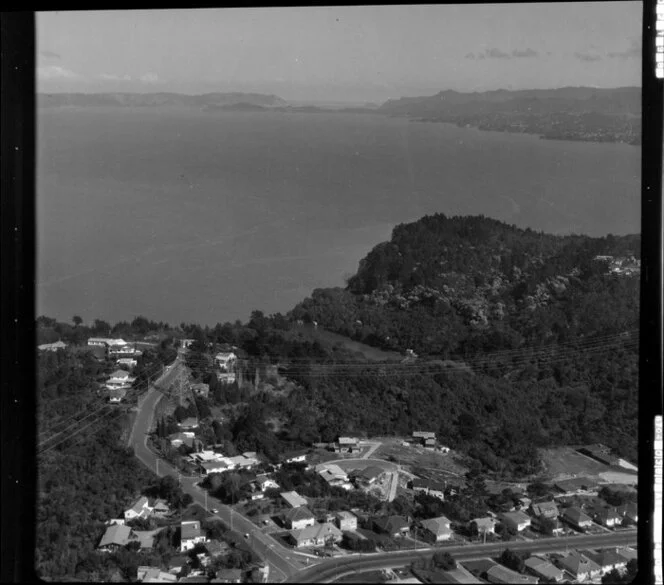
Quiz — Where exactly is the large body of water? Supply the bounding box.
[37,107,640,326]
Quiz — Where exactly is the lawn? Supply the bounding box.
[373,439,468,478]
[540,447,612,481]
[286,324,404,362]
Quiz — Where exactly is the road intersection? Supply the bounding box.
[128,354,637,583]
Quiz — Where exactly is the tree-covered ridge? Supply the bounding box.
[291,214,640,357]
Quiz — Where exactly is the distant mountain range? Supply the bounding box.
[379,86,640,116]
[38,87,641,144]
[37,92,289,108]
[379,87,640,145]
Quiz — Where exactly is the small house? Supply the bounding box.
[561,507,594,531]
[280,491,308,508]
[486,564,539,585]
[335,511,357,531]
[373,515,410,538]
[180,520,207,552]
[524,556,564,582]
[555,552,601,581]
[499,511,531,532]
[124,496,153,521]
[283,506,316,530]
[288,522,342,548]
[418,516,452,543]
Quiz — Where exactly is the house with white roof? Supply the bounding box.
[214,352,237,371]
[124,496,153,520]
[334,511,358,531]
[469,517,497,535]
[288,522,343,548]
[418,516,452,543]
[106,369,135,390]
[38,340,67,352]
[317,463,348,486]
[98,524,139,552]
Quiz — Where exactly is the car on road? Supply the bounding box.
[244,533,249,539]
[211,508,218,514]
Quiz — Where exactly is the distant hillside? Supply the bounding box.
[379,87,641,144]
[37,92,289,109]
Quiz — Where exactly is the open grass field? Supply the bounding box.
[286,325,404,362]
[373,438,468,478]
[540,447,614,481]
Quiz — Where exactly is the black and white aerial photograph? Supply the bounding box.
[34,4,643,583]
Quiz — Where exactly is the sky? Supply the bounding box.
[37,4,642,103]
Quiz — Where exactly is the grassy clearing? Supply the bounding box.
[540,447,613,481]
[373,439,468,478]
[287,325,404,362]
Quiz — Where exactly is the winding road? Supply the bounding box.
[129,351,637,583]
[128,351,314,582]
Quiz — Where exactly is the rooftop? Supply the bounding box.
[486,564,539,584]
[280,491,308,508]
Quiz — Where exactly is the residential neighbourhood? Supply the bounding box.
[37,331,639,584]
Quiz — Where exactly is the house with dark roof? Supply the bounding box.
[411,478,445,500]
[578,444,620,466]
[109,387,128,403]
[553,477,598,496]
[486,564,539,584]
[585,549,628,575]
[498,510,531,532]
[167,555,189,574]
[591,506,622,528]
[373,515,410,537]
[180,520,207,551]
[354,466,385,486]
[524,556,564,582]
[616,502,638,525]
[283,506,316,530]
[529,501,559,519]
[615,547,637,562]
[554,551,601,581]
[561,507,594,531]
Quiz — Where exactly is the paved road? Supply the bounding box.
[129,354,636,583]
[128,353,310,582]
[290,530,637,583]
